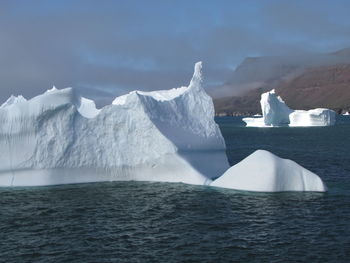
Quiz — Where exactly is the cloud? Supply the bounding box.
[0,0,349,103]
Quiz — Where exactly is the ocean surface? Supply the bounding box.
[1,116,349,262]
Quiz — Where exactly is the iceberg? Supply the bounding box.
[0,63,327,192]
[343,111,350,116]
[0,62,229,186]
[243,89,292,127]
[242,117,266,127]
[289,109,336,127]
[243,89,336,127]
[260,89,293,126]
[211,150,327,192]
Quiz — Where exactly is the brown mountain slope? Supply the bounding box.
[214,64,350,115]
[210,48,350,100]
[276,64,350,111]
[213,88,263,115]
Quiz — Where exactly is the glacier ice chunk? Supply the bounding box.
[0,62,229,187]
[211,150,327,192]
[243,89,336,127]
[289,108,336,127]
[242,117,266,127]
[260,89,293,126]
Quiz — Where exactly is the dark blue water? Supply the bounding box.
[1,117,349,262]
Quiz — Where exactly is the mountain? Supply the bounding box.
[277,64,350,111]
[208,56,304,98]
[213,88,263,115]
[213,48,350,115]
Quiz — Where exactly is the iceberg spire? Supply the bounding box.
[189,61,203,90]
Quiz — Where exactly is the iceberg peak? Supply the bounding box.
[46,86,58,93]
[0,94,27,109]
[112,61,204,105]
[189,61,203,90]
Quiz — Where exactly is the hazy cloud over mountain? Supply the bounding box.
[0,0,350,104]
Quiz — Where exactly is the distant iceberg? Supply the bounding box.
[211,150,327,192]
[343,111,350,116]
[289,108,336,127]
[243,89,336,127]
[0,62,229,186]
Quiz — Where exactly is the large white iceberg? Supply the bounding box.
[211,150,327,192]
[0,63,328,192]
[243,89,336,127]
[0,62,229,186]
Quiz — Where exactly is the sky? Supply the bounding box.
[1,0,350,104]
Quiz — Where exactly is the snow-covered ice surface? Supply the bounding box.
[0,95,27,108]
[243,89,336,127]
[0,62,229,186]
[211,150,327,192]
[242,117,266,127]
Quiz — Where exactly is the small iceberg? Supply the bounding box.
[243,89,336,127]
[289,109,336,127]
[343,111,350,116]
[211,150,327,192]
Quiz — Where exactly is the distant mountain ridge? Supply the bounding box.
[213,48,350,115]
[277,64,350,111]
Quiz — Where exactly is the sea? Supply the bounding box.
[1,116,349,262]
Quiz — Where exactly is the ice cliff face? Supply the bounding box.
[0,62,229,186]
[211,150,327,192]
[243,89,336,127]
